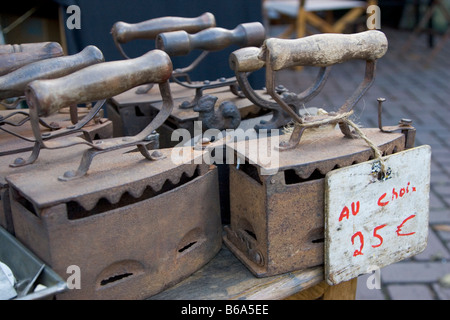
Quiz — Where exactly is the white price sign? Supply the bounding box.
[324,145,431,285]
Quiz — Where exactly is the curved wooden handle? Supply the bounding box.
[156,22,266,56]
[260,30,388,70]
[0,42,63,76]
[229,46,264,72]
[111,12,216,43]
[0,42,62,54]
[0,46,104,100]
[26,49,173,117]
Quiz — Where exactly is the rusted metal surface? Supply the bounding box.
[0,109,113,235]
[194,95,241,130]
[0,143,93,235]
[224,128,413,277]
[0,42,64,76]
[6,146,222,299]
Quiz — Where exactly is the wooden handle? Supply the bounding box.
[111,12,216,43]
[229,46,264,72]
[0,42,63,76]
[0,46,104,100]
[260,30,388,70]
[0,42,62,54]
[156,22,265,56]
[26,49,173,117]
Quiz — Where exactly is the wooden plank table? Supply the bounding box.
[149,244,357,300]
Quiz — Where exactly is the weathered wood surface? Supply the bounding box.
[149,245,324,300]
[325,145,431,285]
[260,30,388,70]
[26,49,172,117]
[0,42,63,76]
[0,46,104,100]
[112,12,216,44]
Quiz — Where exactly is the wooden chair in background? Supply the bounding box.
[263,0,378,39]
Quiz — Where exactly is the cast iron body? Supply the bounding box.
[6,148,222,299]
[224,128,415,277]
[224,30,416,277]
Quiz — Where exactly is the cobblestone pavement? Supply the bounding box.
[276,27,450,300]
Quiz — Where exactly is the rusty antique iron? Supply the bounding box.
[224,128,414,277]
[6,146,222,299]
[4,47,222,299]
[223,30,418,277]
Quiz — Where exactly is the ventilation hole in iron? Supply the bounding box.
[312,238,325,244]
[178,241,198,253]
[100,273,133,286]
[284,168,325,185]
[14,191,37,216]
[134,106,145,117]
[67,166,201,220]
[245,229,257,241]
